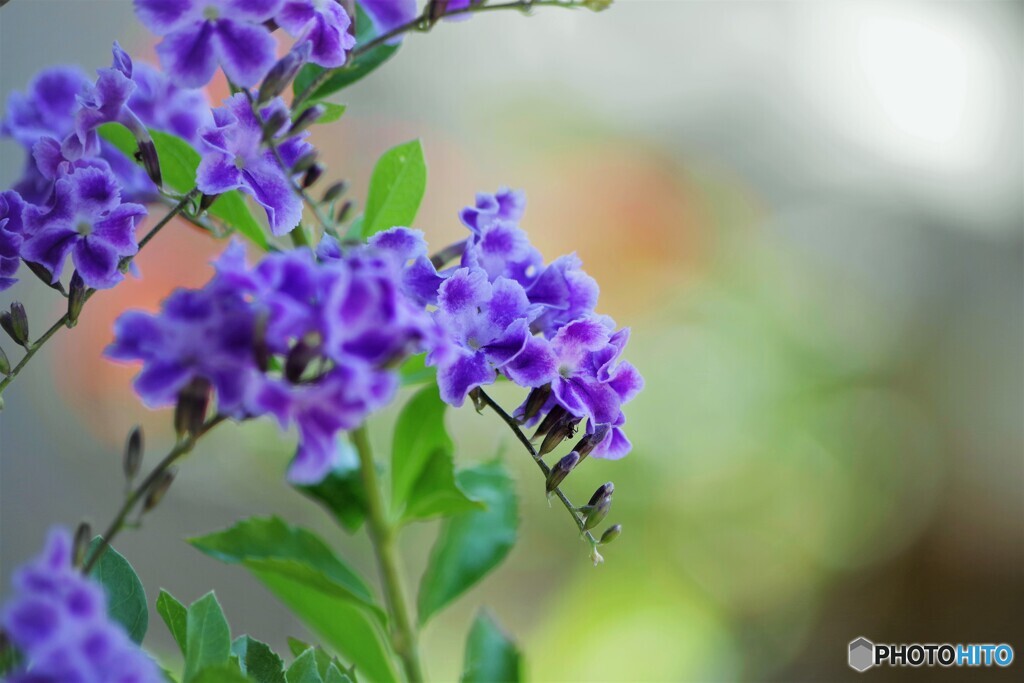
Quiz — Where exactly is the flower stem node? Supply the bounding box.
[123,425,144,481]
[546,451,579,494]
[174,377,212,439]
[468,386,487,413]
[143,468,176,513]
[599,523,621,545]
[1,303,30,348]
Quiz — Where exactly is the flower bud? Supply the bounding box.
[322,181,348,204]
[302,162,324,189]
[532,405,567,442]
[335,200,353,223]
[519,384,551,424]
[599,523,622,545]
[428,0,450,24]
[539,412,579,457]
[143,468,177,512]
[67,271,87,328]
[290,150,319,175]
[137,137,162,188]
[262,109,291,141]
[123,425,144,481]
[546,451,579,494]
[587,481,614,508]
[289,104,325,137]
[1,303,30,348]
[0,344,10,376]
[573,423,610,462]
[583,493,611,531]
[73,521,92,567]
[199,193,219,213]
[174,377,211,438]
[467,387,487,413]
[258,42,311,104]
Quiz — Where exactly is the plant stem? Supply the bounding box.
[0,192,197,399]
[352,425,426,683]
[293,0,584,110]
[475,388,601,551]
[82,414,227,574]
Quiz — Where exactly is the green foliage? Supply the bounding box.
[97,122,268,249]
[398,353,436,386]
[293,4,400,101]
[391,385,481,523]
[190,518,398,682]
[85,538,148,644]
[286,649,324,683]
[190,664,251,683]
[297,460,368,533]
[361,140,427,238]
[418,462,518,624]
[285,640,354,682]
[157,589,189,654]
[317,103,347,124]
[233,635,286,683]
[183,592,232,683]
[461,610,522,683]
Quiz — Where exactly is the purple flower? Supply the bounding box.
[21,165,146,289]
[360,0,417,41]
[1,67,88,149]
[277,0,357,68]
[1,527,162,683]
[106,285,255,412]
[525,253,599,338]
[134,0,283,87]
[197,93,311,235]
[63,43,143,162]
[0,191,27,291]
[367,227,446,305]
[128,62,214,146]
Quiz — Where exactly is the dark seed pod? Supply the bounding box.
[573,423,610,462]
[290,151,319,175]
[123,425,144,481]
[73,521,92,567]
[546,451,579,494]
[335,200,353,223]
[174,377,211,438]
[0,344,10,376]
[599,524,622,545]
[583,493,612,531]
[539,412,580,457]
[1,303,29,347]
[520,384,551,424]
[289,104,325,137]
[137,137,162,188]
[143,468,177,512]
[531,405,567,442]
[321,181,348,204]
[67,271,87,327]
[587,481,614,508]
[302,162,324,189]
[258,43,310,104]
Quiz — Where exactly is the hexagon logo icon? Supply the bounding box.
[849,637,875,672]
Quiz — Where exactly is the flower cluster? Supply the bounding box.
[1,528,162,683]
[134,0,357,88]
[381,188,644,460]
[107,240,437,484]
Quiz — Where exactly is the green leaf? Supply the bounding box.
[98,121,137,159]
[157,589,189,654]
[233,635,286,683]
[150,129,201,192]
[190,664,251,683]
[285,638,339,679]
[184,592,232,683]
[293,4,399,100]
[361,140,426,238]
[296,454,367,533]
[391,385,481,523]
[316,102,347,124]
[325,663,354,683]
[286,650,324,683]
[86,538,148,644]
[191,518,399,683]
[189,517,378,614]
[461,609,522,683]
[208,191,269,250]
[418,462,518,624]
[398,353,436,386]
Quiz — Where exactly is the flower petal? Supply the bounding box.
[211,18,277,87]
[157,22,218,88]
[437,350,493,406]
[72,237,122,289]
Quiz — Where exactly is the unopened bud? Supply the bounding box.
[583,493,611,531]
[289,104,325,137]
[599,523,622,545]
[258,43,311,104]
[0,344,9,376]
[335,199,353,223]
[23,260,63,294]
[67,271,87,327]
[123,425,143,481]
[468,387,486,413]
[322,181,348,204]
[532,405,567,442]
[573,423,610,462]
[1,303,29,347]
[290,151,319,175]
[262,109,290,141]
[144,468,176,512]
[539,412,579,457]
[302,162,324,189]
[519,384,551,424]
[137,137,162,188]
[546,451,579,494]
[587,481,614,508]
[73,521,92,567]
[199,193,219,212]
[428,0,450,24]
[174,377,211,438]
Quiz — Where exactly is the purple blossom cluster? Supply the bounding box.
[1,528,162,683]
[379,188,644,460]
[107,240,438,484]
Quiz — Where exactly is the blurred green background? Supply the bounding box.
[1,1,1021,681]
